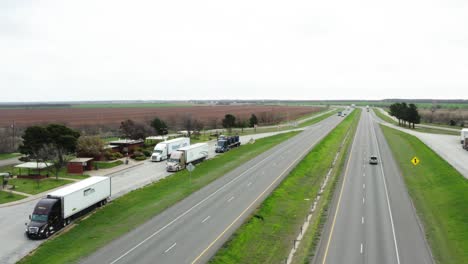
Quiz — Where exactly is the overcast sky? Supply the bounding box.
[1,0,467,102]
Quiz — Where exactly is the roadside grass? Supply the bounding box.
[7,178,72,195]
[298,110,338,128]
[210,110,359,264]
[18,131,299,264]
[0,153,21,160]
[0,165,89,181]
[293,111,359,263]
[94,160,123,169]
[373,108,459,135]
[0,190,26,204]
[190,110,337,144]
[381,125,468,264]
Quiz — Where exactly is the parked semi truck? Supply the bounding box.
[151,137,190,162]
[25,176,111,239]
[215,135,240,153]
[166,143,209,172]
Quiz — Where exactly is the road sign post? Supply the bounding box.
[187,163,195,185]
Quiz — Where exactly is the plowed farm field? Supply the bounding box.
[0,105,322,128]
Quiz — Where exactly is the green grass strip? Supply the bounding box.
[7,178,72,195]
[210,110,359,264]
[293,110,360,263]
[19,131,299,264]
[381,125,468,264]
[374,108,459,135]
[0,190,26,204]
[0,153,21,160]
[94,160,123,169]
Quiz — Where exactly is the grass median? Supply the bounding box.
[19,131,299,264]
[7,178,72,195]
[210,110,359,264]
[373,108,459,136]
[381,125,468,264]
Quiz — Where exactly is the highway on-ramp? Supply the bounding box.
[313,110,433,264]
[80,113,348,264]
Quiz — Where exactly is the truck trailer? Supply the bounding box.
[461,128,468,145]
[25,176,111,239]
[215,135,240,153]
[166,143,209,172]
[151,137,190,162]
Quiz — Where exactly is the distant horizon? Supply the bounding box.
[1,98,468,105]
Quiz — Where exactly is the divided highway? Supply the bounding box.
[81,113,348,264]
[313,110,433,264]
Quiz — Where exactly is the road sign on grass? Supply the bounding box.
[411,156,420,166]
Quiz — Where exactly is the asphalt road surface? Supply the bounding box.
[313,110,433,264]
[80,113,348,264]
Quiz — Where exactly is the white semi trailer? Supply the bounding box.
[151,137,190,162]
[25,176,111,239]
[166,143,209,172]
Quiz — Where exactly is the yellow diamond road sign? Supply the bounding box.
[411,157,420,166]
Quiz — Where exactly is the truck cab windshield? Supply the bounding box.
[217,140,226,147]
[31,214,48,222]
[153,150,163,154]
[168,158,179,163]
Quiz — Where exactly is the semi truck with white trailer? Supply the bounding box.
[215,135,240,153]
[461,128,468,145]
[25,176,111,239]
[166,143,209,172]
[151,137,190,162]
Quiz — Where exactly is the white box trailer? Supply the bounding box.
[151,137,190,162]
[461,128,468,144]
[166,143,209,172]
[26,176,111,239]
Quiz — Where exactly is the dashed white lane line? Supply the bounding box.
[247,182,252,187]
[164,243,177,253]
[363,197,365,204]
[227,196,235,203]
[362,216,364,224]
[363,173,365,177]
[201,216,211,223]
[360,243,363,254]
[363,183,366,189]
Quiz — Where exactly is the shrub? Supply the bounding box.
[142,150,151,157]
[134,155,147,161]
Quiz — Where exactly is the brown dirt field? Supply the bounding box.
[0,105,322,129]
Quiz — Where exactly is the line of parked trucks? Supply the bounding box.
[26,135,241,239]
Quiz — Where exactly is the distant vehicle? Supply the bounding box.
[151,137,190,162]
[366,105,370,112]
[337,112,342,116]
[215,135,240,153]
[351,104,356,108]
[461,128,468,145]
[166,143,209,172]
[25,176,111,239]
[369,156,378,165]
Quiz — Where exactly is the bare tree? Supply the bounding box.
[182,114,195,137]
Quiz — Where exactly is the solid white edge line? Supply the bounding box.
[370,114,401,264]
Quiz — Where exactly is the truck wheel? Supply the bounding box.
[45,230,50,238]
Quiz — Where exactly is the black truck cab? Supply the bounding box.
[25,198,62,239]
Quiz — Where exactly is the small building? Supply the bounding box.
[15,162,53,179]
[108,139,144,154]
[67,158,94,174]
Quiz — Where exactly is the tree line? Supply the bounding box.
[389,102,421,128]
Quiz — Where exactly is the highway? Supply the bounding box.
[80,113,348,264]
[313,110,433,264]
